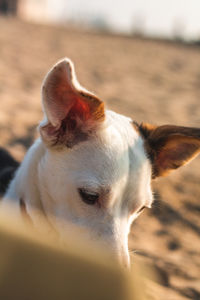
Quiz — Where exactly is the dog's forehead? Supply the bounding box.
[63,111,149,188]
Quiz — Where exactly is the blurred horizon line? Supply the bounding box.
[1,0,200,42]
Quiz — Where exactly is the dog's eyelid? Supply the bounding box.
[78,188,99,205]
[78,186,100,195]
[76,180,101,192]
[77,181,110,194]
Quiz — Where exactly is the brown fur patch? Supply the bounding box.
[132,121,156,171]
[79,92,105,122]
[136,123,200,178]
[131,121,140,134]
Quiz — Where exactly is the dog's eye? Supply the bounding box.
[78,188,99,205]
[137,206,146,214]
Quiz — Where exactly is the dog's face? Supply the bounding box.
[39,109,152,266]
[38,59,200,267]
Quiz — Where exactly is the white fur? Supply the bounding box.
[3,59,153,267]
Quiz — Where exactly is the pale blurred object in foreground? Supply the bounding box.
[0,204,149,300]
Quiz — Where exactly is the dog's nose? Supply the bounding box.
[105,242,130,268]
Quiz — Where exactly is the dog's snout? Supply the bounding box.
[118,242,130,268]
[106,245,130,268]
[95,219,131,268]
[119,252,130,268]
[106,237,130,268]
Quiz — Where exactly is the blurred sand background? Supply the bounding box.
[0,17,200,299]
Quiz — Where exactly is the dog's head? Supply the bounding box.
[38,59,200,267]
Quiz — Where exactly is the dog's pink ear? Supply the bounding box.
[139,123,200,178]
[40,58,105,147]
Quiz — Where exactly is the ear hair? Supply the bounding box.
[40,58,105,148]
[137,122,200,178]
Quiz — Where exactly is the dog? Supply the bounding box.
[3,58,200,267]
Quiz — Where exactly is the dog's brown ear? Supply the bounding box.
[40,58,105,147]
[139,123,200,178]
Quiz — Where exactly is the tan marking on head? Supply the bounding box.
[132,121,139,133]
[137,123,200,178]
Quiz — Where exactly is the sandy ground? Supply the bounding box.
[0,17,200,299]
